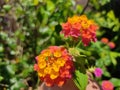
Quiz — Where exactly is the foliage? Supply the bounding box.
[73,70,88,90]
[0,0,120,90]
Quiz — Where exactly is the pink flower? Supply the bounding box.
[94,68,103,77]
[108,42,116,49]
[102,80,114,90]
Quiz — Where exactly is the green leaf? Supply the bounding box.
[103,71,111,77]
[0,45,4,52]
[113,19,120,32]
[110,78,120,87]
[91,0,100,9]
[10,78,17,84]
[76,5,83,14]
[107,10,115,21]
[3,5,11,11]
[33,0,39,6]
[10,80,26,90]
[96,59,104,67]
[46,0,55,12]
[0,76,4,81]
[99,0,110,5]
[73,70,88,90]
[74,56,86,73]
[110,52,120,66]
[6,65,15,75]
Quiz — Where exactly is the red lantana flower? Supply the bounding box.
[61,15,98,46]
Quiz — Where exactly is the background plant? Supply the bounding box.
[0,0,120,90]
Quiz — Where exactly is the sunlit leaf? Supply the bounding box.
[0,76,4,81]
[110,78,120,87]
[73,70,88,90]
[3,5,11,11]
[46,0,55,12]
[110,52,120,66]
[33,0,39,6]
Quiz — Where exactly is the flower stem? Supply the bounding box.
[76,40,82,47]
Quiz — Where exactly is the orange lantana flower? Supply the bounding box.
[34,46,74,87]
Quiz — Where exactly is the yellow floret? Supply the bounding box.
[38,61,46,69]
[44,66,52,74]
[38,69,45,77]
[50,71,59,79]
[68,15,80,24]
[52,63,60,72]
[56,58,66,67]
[79,15,88,21]
[42,50,51,57]
[53,51,62,57]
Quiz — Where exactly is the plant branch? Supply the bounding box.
[80,0,90,15]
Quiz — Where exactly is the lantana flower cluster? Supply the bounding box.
[61,15,99,46]
[34,46,74,87]
[33,15,112,89]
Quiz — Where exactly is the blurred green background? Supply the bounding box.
[0,0,120,90]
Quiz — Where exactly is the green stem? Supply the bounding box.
[76,40,82,47]
[36,76,40,88]
[65,41,69,48]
